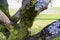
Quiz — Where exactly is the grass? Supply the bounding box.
[31,7,60,40]
[31,7,60,35]
[31,14,60,35]
[30,14,60,40]
[48,7,60,10]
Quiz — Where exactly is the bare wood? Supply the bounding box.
[0,10,13,26]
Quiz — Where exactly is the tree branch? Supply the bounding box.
[0,10,15,38]
[9,0,51,40]
[31,20,60,40]
[0,10,13,26]
[11,0,31,23]
[0,0,10,18]
[12,0,51,23]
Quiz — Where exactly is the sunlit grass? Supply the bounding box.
[31,14,60,40]
[31,7,60,35]
[36,14,60,19]
[48,7,60,10]
[31,20,55,35]
[31,13,60,35]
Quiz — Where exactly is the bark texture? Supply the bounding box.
[0,0,51,40]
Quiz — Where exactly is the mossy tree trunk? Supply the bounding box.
[0,0,51,40]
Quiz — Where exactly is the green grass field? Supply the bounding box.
[30,7,60,40]
[31,14,60,35]
[31,14,60,40]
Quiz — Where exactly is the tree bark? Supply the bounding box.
[0,0,51,40]
[0,10,13,26]
[17,0,51,40]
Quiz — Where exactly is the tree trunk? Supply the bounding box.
[0,0,51,40]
